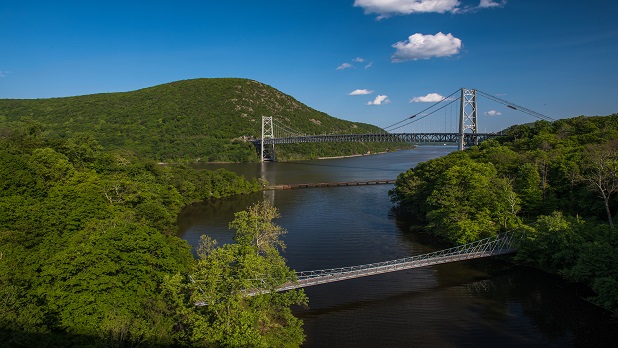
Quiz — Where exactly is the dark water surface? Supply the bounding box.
[178,147,618,347]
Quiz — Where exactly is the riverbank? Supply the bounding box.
[317,151,387,160]
[316,147,417,160]
[158,154,382,165]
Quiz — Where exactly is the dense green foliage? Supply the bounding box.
[390,114,618,313]
[0,78,406,162]
[0,121,312,346]
[173,201,307,347]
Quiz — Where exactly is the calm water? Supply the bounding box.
[178,147,618,347]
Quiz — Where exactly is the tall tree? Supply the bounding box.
[185,201,307,347]
[230,200,287,254]
[579,140,618,229]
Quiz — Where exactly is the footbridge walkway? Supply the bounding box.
[249,230,520,295]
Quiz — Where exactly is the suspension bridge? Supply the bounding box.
[253,88,554,161]
[245,230,520,296]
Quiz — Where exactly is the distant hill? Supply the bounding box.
[0,78,400,162]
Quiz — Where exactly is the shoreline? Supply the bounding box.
[317,151,388,160]
[160,148,416,165]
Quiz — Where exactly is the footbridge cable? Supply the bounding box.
[240,230,522,297]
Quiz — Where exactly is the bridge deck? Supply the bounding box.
[253,132,500,146]
[277,249,511,292]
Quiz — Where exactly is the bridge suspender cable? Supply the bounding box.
[273,120,306,137]
[386,97,461,132]
[383,89,461,132]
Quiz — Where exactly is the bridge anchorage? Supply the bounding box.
[252,88,554,162]
[245,230,521,296]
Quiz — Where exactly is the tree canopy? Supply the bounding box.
[179,201,307,347]
[0,121,313,347]
[390,114,618,314]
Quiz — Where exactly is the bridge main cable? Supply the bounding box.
[384,89,461,132]
[475,89,555,122]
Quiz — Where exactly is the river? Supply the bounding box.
[178,147,618,347]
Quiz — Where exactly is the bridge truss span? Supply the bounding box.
[274,231,519,292]
[256,132,500,146]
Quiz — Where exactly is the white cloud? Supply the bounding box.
[354,0,461,18]
[479,0,506,8]
[367,95,391,105]
[349,89,374,95]
[0,71,6,78]
[336,63,353,70]
[337,59,373,70]
[485,110,502,116]
[354,0,505,18]
[410,93,446,102]
[392,32,462,62]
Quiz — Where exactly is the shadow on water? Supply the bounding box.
[177,193,263,233]
[295,270,497,318]
[177,192,264,253]
[296,262,618,348]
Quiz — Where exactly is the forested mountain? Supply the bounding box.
[390,114,618,314]
[0,78,400,162]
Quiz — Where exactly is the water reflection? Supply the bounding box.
[194,146,458,186]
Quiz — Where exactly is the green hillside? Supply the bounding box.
[0,78,402,162]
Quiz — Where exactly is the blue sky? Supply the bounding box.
[1,0,617,132]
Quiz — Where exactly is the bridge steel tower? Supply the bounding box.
[458,88,479,151]
[261,116,275,162]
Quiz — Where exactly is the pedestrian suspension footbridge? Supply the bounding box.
[253,88,554,161]
[248,230,520,295]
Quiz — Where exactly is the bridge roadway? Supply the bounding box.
[248,231,518,295]
[252,132,500,146]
